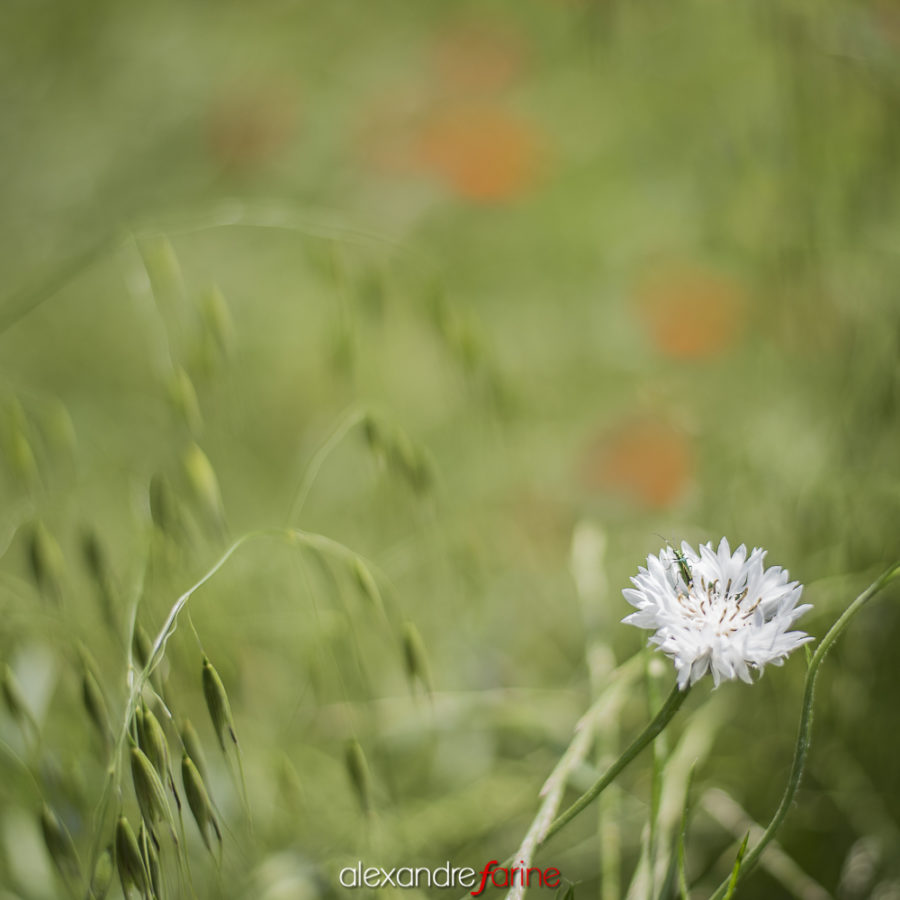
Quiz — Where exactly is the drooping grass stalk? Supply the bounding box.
[0,736,45,799]
[708,560,900,899]
[130,200,432,259]
[89,524,389,876]
[0,236,114,333]
[285,405,368,525]
[541,680,691,846]
[0,201,437,336]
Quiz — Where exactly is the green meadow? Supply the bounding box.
[2,1,900,898]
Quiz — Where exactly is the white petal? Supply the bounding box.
[621,538,811,688]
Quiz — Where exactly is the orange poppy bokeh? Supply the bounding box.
[634,264,746,361]
[414,105,544,203]
[582,417,694,508]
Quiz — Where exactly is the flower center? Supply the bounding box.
[675,575,761,636]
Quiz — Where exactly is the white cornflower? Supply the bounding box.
[623,538,813,690]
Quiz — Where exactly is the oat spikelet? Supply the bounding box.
[345,738,372,814]
[183,442,226,535]
[39,803,81,883]
[137,703,167,773]
[132,624,167,699]
[352,558,385,615]
[167,366,202,434]
[202,656,237,752]
[132,625,153,671]
[26,520,65,604]
[388,429,419,487]
[89,845,113,899]
[149,473,178,536]
[82,666,112,748]
[361,411,384,457]
[138,822,162,899]
[387,427,435,494]
[401,621,433,696]
[138,702,181,811]
[180,718,208,781]
[1,663,34,731]
[80,527,117,630]
[182,753,222,853]
[3,399,40,488]
[130,744,173,839]
[115,816,148,897]
[202,285,235,358]
[142,236,185,317]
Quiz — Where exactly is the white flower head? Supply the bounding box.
[623,538,813,690]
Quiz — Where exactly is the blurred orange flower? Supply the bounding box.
[582,417,693,508]
[634,264,746,360]
[414,105,544,203]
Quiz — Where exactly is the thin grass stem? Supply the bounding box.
[285,406,368,525]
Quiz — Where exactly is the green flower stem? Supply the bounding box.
[541,681,691,846]
[710,560,900,900]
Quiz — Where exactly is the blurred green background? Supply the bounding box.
[2,0,900,897]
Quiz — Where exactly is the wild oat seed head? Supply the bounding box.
[132,625,152,670]
[183,442,226,532]
[79,528,106,585]
[138,822,162,898]
[623,538,813,689]
[130,745,171,828]
[345,738,372,814]
[1,663,29,725]
[202,285,235,357]
[26,520,65,603]
[90,846,113,899]
[401,621,433,695]
[39,803,80,881]
[352,558,384,614]
[138,702,169,775]
[182,753,221,852]
[202,656,236,751]
[82,667,112,746]
[167,366,203,434]
[149,473,176,535]
[180,718,208,780]
[115,816,147,896]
